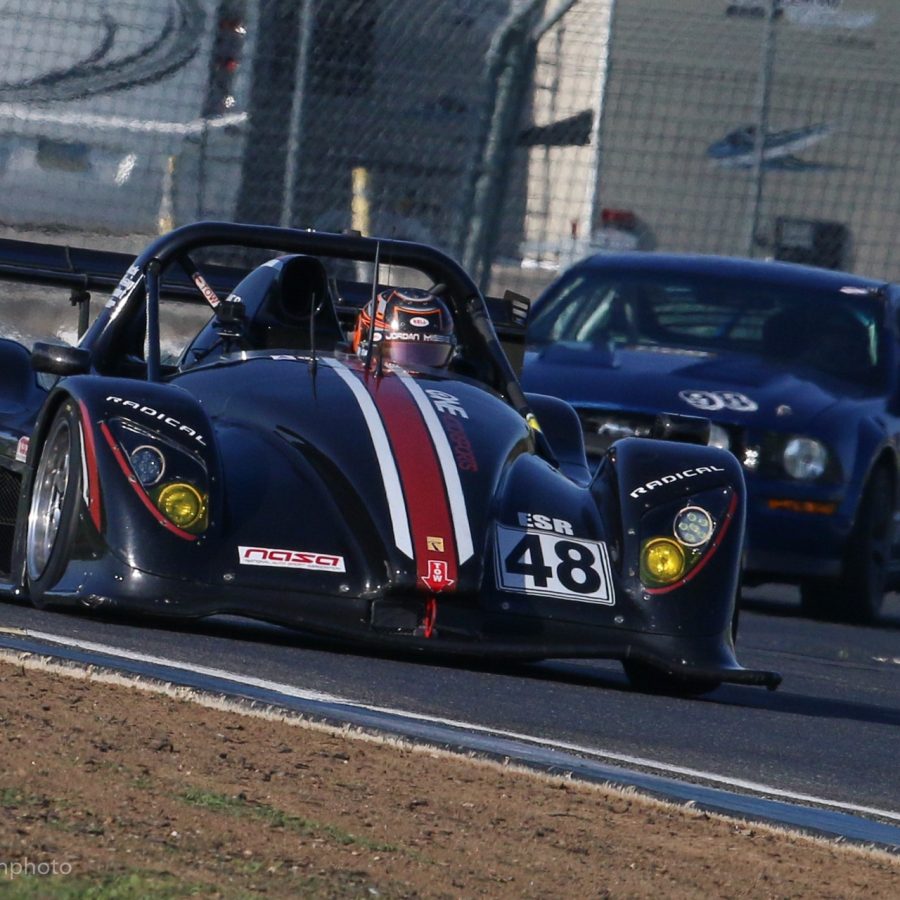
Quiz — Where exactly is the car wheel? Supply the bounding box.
[621,660,721,697]
[25,401,84,607]
[800,467,892,624]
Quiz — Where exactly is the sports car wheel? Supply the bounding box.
[800,467,891,624]
[26,402,83,606]
[621,660,721,697]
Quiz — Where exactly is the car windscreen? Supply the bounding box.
[527,269,887,388]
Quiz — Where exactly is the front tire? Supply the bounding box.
[25,402,84,607]
[800,467,892,624]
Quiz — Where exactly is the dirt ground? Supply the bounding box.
[0,654,897,899]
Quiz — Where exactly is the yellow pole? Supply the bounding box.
[157,155,176,234]
[351,166,370,236]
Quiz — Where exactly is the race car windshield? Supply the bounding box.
[528,271,887,389]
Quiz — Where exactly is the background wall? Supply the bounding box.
[0,0,895,300]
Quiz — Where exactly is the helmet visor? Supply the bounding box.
[383,336,455,368]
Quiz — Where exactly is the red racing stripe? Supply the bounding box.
[77,400,102,532]
[355,367,457,592]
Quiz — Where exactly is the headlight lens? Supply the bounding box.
[154,482,207,531]
[783,437,828,480]
[130,445,165,486]
[673,506,715,547]
[640,537,686,585]
[707,423,731,451]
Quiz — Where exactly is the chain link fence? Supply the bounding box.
[0,0,897,299]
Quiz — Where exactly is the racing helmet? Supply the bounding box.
[352,288,456,368]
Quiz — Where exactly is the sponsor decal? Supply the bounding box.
[426,389,477,473]
[383,331,449,344]
[15,436,29,462]
[105,396,207,446]
[630,466,726,499]
[192,270,221,308]
[239,546,346,572]
[426,536,445,552]
[409,316,429,328]
[442,413,477,472]
[679,389,758,412]
[422,558,455,592]
[426,390,469,418]
[106,263,142,314]
[495,524,614,605]
[517,513,574,535]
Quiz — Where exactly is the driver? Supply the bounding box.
[351,287,457,369]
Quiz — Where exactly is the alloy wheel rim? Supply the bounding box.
[26,419,72,580]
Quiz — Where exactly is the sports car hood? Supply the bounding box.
[521,342,863,430]
[173,353,532,596]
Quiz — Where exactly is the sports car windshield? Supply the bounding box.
[528,269,887,387]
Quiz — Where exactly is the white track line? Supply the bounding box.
[0,104,247,135]
[13,627,900,825]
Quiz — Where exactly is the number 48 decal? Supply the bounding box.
[495,525,615,604]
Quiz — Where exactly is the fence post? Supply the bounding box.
[746,0,778,258]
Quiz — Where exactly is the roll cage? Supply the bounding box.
[10,221,531,417]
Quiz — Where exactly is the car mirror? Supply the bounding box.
[31,341,91,376]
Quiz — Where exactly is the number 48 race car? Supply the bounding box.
[0,222,780,695]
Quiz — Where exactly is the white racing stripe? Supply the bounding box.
[13,628,900,827]
[395,370,474,563]
[322,359,413,558]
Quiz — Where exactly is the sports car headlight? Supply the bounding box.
[783,437,827,480]
[105,417,210,536]
[673,506,715,547]
[638,486,735,590]
[130,445,165,486]
[154,482,207,531]
[707,424,730,452]
[640,538,685,585]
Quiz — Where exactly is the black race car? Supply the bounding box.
[0,222,780,694]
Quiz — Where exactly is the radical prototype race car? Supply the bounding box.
[0,222,780,694]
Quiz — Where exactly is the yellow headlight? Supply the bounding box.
[640,537,686,585]
[155,482,207,531]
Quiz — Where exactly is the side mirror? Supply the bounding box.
[31,341,91,376]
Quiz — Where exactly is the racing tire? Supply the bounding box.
[25,401,84,608]
[621,660,721,697]
[800,467,892,624]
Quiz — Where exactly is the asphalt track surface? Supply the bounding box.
[1,585,898,838]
